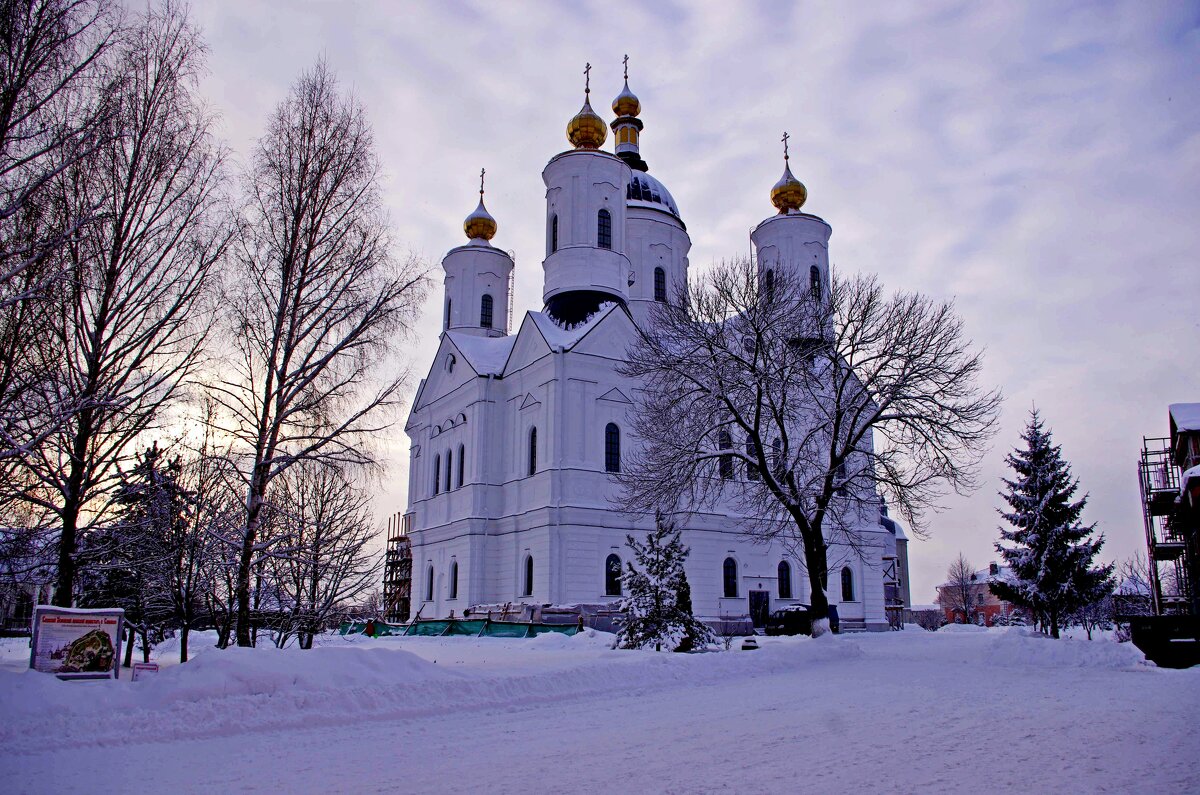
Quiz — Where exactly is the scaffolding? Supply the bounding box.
[382,511,413,624]
[1139,437,1194,616]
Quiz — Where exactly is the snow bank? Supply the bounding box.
[982,629,1148,670]
[0,628,1151,757]
[0,632,863,754]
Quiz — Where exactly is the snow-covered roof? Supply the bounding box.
[445,332,516,376]
[1181,464,1200,495]
[1169,403,1200,434]
[528,302,620,352]
[937,564,1013,590]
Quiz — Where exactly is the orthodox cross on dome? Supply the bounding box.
[623,53,629,81]
[782,131,790,161]
[584,62,591,94]
[479,167,486,197]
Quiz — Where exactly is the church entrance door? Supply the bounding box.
[749,590,770,629]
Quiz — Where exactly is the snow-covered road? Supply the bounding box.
[1,628,1198,793]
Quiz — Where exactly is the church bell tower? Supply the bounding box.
[541,64,632,325]
[441,170,513,337]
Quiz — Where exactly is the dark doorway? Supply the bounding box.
[749,590,770,629]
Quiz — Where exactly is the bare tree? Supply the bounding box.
[2,2,228,606]
[0,0,117,306]
[0,0,119,471]
[618,261,1000,633]
[211,60,426,647]
[938,553,978,624]
[267,463,380,649]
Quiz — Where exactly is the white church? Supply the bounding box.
[398,66,909,632]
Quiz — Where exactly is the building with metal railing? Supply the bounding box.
[1132,403,1200,666]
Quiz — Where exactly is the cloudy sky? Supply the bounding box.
[190,1,1199,603]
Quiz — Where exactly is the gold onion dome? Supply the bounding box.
[771,131,807,213]
[567,63,607,149]
[463,169,497,241]
[612,78,640,117]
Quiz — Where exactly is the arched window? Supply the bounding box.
[745,439,759,481]
[597,208,612,249]
[449,560,459,600]
[604,423,621,473]
[718,430,733,480]
[425,565,434,601]
[528,427,537,476]
[723,557,739,598]
[444,449,452,493]
[457,444,465,488]
[432,454,441,495]
[523,554,534,596]
[778,560,792,599]
[549,214,558,253]
[605,553,622,596]
[654,266,666,302]
[763,269,775,301]
[835,460,847,496]
[810,265,821,301]
[480,294,494,329]
[771,438,784,478]
[841,566,855,602]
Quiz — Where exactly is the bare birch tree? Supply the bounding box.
[2,2,228,605]
[0,0,118,467]
[938,553,978,624]
[618,261,1001,633]
[267,463,380,649]
[212,60,426,647]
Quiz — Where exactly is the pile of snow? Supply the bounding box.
[0,625,1154,757]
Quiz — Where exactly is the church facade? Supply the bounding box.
[399,68,907,632]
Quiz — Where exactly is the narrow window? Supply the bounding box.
[444,298,451,330]
[604,423,621,473]
[723,557,739,598]
[841,567,854,602]
[605,553,622,596]
[718,430,733,480]
[549,214,558,254]
[528,427,537,476]
[835,460,847,496]
[433,454,441,495]
[425,565,434,601]
[778,561,792,599]
[597,208,612,249]
[745,439,759,481]
[763,269,775,301]
[457,444,465,488]
[772,438,784,478]
[480,294,493,329]
[523,555,534,596]
[654,267,666,302]
[444,449,452,493]
[810,265,821,301]
[449,561,459,600]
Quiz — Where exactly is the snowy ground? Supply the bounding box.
[1,626,1198,794]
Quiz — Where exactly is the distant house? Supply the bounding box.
[935,562,1019,627]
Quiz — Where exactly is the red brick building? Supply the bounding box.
[936,562,1020,627]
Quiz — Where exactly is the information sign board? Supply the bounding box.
[29,606,125,680]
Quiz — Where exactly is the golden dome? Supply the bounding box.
[771,161,807,213]
[464,198,496,241]
[567,94,607,149]
[612,79,640,117]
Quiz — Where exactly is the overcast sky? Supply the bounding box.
[189,1,1200,603]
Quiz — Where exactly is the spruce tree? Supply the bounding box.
[992,410,1113,638]
[617,512,714,652]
